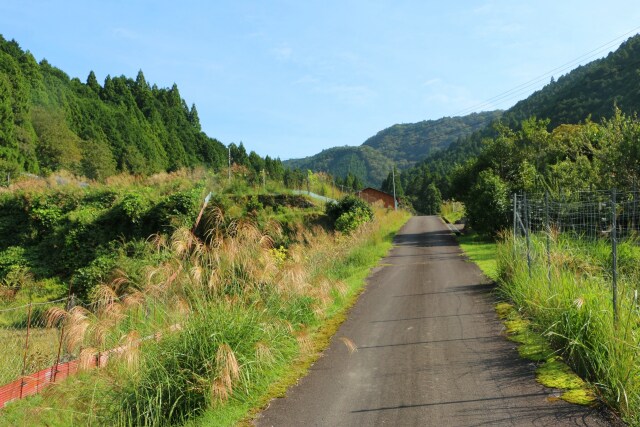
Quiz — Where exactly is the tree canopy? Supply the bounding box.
[0,34,266,181]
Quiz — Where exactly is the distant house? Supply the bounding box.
[357,187,397,209]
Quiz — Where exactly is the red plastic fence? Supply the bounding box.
[0,359,79,408]
[0,324,179,409]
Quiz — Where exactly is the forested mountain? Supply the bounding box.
[0,34,251,180]
[362,111,502,169]
[504,35,640,128]
[284,111,500,187]
[284,145,394,188]
[401,34,640,207]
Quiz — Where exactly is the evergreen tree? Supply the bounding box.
[86,70,100,93]
[0,74,15,152]
[422,182,442,215]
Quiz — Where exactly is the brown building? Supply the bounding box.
[357,187,397,209]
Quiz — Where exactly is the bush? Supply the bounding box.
[119,191,152,224]
[463,169,510,235]
[325,195,373,233]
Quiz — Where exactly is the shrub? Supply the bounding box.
[325,195,373,233]
[119,192,152,224]
[464,169,510,235]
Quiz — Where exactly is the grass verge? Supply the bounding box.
[192,210,410,426]
[456,232,498,281]
[497,233,639,424]
[440,201,465,224]
[456,232,599,409]
[0,207,410,427]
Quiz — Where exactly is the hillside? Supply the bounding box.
[284,111,501,187]
[284,145,394,188]
[403,34,640,201]
[0,35,229,180]
[362,111,502,168]
[504,35,640,128]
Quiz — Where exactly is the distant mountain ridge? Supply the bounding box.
[361,112,502,169]
[403,33,640,200]
[284,111,501,187]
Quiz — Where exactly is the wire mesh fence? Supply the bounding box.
[0,291,175,408]
[512,189,640,326]
[515,189,640,239]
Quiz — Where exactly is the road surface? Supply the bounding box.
[256,216,610,426]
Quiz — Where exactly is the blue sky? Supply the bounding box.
[1,1,639,160]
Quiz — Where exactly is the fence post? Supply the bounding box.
[633,179,637,232]
[524,193,532,278]
[20,302,33,398]
[545,190,551,285]
[611,188,618,326]
[512,193,517,242]
[52,289,73,383]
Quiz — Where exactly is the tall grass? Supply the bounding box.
[498,232,640,425]
[440,200,465,224]
[0,196,409,426]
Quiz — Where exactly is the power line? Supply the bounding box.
[452,25,640,116]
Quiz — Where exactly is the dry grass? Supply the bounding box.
[0,327,60,383]
[338,337,358,354]
[0,193,410,426]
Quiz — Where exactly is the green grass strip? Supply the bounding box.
[455,232,498,281]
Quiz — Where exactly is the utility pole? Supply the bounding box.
[391,166,397,211]
[228,146,231,183]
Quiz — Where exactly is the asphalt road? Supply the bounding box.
[255,216,611,427]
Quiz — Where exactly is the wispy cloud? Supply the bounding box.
[111,27,139,41]
[422,79,496,114]
[422,78,442,87]
[294,75,376,106]
[293,75,320,85]
[271,44,293,60]
[322,84,376,106]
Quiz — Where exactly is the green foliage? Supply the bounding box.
[400,34,640,210]
[119,191,151,224]
[0,246,28,278]
[0,177,209,299]
[325,195,373,233]
[333,207,369,233]
[0,34,233,178]
[463,169,510,235]
[497,233,640,424]
[245,195,263,213]
[380,167,403,196]
[417,182,442,215]
[284,112,500,187]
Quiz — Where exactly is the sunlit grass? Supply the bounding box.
[498,233,640,425]
[0,197,410,426]
[456,232,498,280]
[441,200,465,224]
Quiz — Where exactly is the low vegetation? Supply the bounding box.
[440,200,464,224]
[0,173,409,426]
[497,232,640,425]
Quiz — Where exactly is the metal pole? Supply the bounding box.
[524,194,532,278]
[228,146,231,183]
[634,178,637,232]
[512,193,517,242]
[20,302,33,398]
[612,188,618,326]
[52,284,74,383]
[545,191,551,285]
[391,166,397,211]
